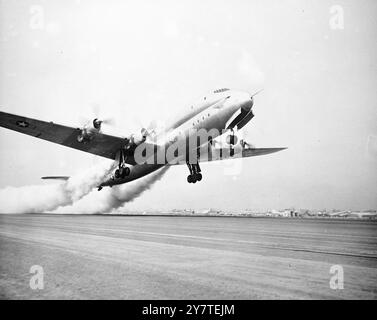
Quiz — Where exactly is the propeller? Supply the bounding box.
[251,88,264,97]
[133,116,158,141]
[91,103,116,126]
[78,103,116,131]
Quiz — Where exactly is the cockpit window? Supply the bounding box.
[213,88,230,93]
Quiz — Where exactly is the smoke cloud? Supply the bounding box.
[0,160,116,213]
[53,166,170,214]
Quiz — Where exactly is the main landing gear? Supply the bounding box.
[115,149,130,179]
[186,161,202,184]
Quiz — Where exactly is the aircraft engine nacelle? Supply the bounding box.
[226,134,238,145]
[129,129,147,145]
[77,118,102,143]
[92,118,102,130]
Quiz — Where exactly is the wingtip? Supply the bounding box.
[263,147,287,152]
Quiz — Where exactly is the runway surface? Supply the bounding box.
[0,214,376,299]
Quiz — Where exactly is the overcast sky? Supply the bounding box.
[0,0,376,211]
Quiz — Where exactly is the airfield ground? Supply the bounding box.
[0,214,376,299]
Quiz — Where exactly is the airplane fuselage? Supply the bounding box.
[100,89,255,188]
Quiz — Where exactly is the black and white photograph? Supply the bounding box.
[0,0,376,306]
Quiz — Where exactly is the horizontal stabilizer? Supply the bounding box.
[41,176,70,181]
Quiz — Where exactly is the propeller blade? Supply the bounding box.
[101,118,115,126]
[251,88,264,97]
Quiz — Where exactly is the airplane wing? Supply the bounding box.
[203,146,287,163]
[0,111,286,164]
[168,144,287,165]
[0,111,127,160]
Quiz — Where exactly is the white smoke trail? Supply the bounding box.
[0,160,116,214]
[54,166,170,214]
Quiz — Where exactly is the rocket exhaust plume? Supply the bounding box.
[0,160,116,214]
[54,166,170,214]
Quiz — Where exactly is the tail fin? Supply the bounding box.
[41,176,70,181]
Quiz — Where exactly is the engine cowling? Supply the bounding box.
[77,118,102,143]
[92,118,102,130]
[129,130,147,145]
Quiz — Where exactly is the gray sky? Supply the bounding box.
[0,0,376,211]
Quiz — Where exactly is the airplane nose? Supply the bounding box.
[241,96,254,112]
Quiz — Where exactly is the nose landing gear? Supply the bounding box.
[186,161,202,184]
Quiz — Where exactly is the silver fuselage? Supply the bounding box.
[101,89,254,187]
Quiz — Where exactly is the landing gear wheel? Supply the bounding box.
[119,166,130,178]
[116,148,130,179]
[186,161,202,183]
[187,175,197,183]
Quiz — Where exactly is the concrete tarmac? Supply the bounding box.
[0,214,376,299]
